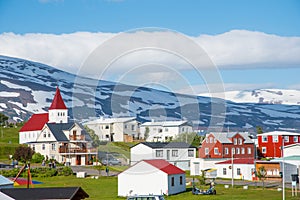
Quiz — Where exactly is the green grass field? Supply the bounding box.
[0,126,21,162]
[16,175,298,200]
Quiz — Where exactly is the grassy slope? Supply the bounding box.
[17,175,297,200]
[0,126,20,162]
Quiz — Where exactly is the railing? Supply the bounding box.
[69,135,85,141]
[59,146,87,153]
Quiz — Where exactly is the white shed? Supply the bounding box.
[215,158,255,181]
[118,159,186,197]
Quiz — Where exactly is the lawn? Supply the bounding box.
[0,126,20,162]
[17,175,298,200]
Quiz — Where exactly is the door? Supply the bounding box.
[76,155,81,165]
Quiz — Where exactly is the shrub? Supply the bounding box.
[31,153,45,163]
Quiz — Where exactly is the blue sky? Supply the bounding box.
[0,0,300,94]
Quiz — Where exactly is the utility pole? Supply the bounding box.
[282,135,285,200]
[231,149,234,188]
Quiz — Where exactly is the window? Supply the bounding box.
[182,127,185,132]
[131,125,135,131]
[188,149,194,157]
[32,144,35,151]
[284,136,289,142]
[273,135,278,143]
[165,128,168,132]
[180,176,183,185]
[156,150,163,157]
[241,147,245,154]
[105,125,109,129]
[172,150,178,157]
[51,143,56,151]
[205,148,209,155]
[293,136,298,143]
[233,138,237,145]
[237,168,241,175]
[238,138,243,145]
[42,144,45,150]
[231,148,235,155]
[124,125,128,129]
[214,148,219,155]
[223,168,227,175]
[236,148,240,154]
[48,133,51,137]
[205,138,209,143]
[171,177,175,186]
[209,137,213,143]
[43,133,46,138]
[247,147,251,154]
[225,148,229,155]
[262,136,268,142]
[262,147,267,154]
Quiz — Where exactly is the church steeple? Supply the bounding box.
[48,87,68,123]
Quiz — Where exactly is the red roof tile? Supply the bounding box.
[216,158,255,165]
[19,113,48,132]
[144,159,185,175]
[49,87,67,110]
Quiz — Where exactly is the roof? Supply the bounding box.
[216,158,255,165]
[85,117,136,125]
[0,175,13,186]
[49,87,67,110]
[273,155,300,161]
[284,143,300,149]
[134,142,196,149]
[258,131,300,136]
[206,132,254,144]
[0,187,89,200]
[19,113,48,132]
[141,120,189,127]
[143,159,185,175]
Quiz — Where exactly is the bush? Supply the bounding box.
[31,153,45,163]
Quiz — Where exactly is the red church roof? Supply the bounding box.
[49,87,67,110]
[144,159,185,175]
[19,113,49,132]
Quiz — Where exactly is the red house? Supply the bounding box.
[257,131,300,158]
[199,132,255,159]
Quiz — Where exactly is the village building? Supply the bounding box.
[118,159,186,197]
[140,120,193,142]
[257,131,300,158]
[198,132,255,159]
[84,117,140,142]
[19,87,97,165]
[130,142,196,170]
[215,158,255,181]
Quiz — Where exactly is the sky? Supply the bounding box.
[0,0,300,95]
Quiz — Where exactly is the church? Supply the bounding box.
[19,87,97,165]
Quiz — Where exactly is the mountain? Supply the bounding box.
[1,55,300,132]
[199,89,300,105]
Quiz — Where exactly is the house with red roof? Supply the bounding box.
[118,159,186,197]
[19,87,97,165]
[215,158,256,181]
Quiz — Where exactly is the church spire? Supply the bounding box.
[49,87,67,110]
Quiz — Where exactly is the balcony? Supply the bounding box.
[59,146,87,153]
[69,135,85,141]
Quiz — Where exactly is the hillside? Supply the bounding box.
[1,55,300,132]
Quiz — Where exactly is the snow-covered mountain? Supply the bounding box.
[1,55,300,132]
[200,89,300,105]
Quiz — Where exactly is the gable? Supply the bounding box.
[19,113,48,132]
[144,159,185,175]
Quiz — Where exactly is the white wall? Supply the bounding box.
[19,130,40,144]
[216,163,255,181]
[118,161,168,197]
[130,144,154,165]
[284,145,300,157]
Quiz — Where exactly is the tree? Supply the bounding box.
[144,126,150,140]
[13,146,34,163]
[84,126,100,148]
[0,113,8,126]
[256,126,263,135]
[257,166,267,189]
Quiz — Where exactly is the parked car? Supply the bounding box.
[127,195,165,200]
[101,158,121,166]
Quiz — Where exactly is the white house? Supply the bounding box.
[215,158,255,181]
[283,143,300,157]
[19,87,97,166]
[140,120,193,142]
[130,142,196,170]
[190,158,228,176]
[84,117,140,142]
[118,159,186,197]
